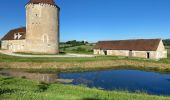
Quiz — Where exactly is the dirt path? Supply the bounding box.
[0,50,95,58]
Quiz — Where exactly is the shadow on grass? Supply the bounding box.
[0,89,15,95]
[2,77,14,80]
[37,82,50,92]
[82,98,101,100]
[0,77,17,86]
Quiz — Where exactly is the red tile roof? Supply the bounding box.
[1,27,26,40]
[94,39,161,51]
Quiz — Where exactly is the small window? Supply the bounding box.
[48,44,51,47]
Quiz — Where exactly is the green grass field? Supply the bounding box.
[60,44,94,54]
[0,47,170,74]
[0,48,170,64]
[0,52,169,63]
[167,48,170,57]
[0,47,170,100]
[0,76,169,100]
[0,53,119,62]
[1,44,169,63]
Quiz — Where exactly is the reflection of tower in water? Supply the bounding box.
[0,70,58,83]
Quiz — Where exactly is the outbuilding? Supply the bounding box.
[94,39,167,59]
[1,27,26,52]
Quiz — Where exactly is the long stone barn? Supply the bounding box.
[94,39,167,59]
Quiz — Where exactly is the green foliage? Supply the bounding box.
[60,44,94,54]
[163,39,170,46]
[0,76,170,100]
[65,40,88,46]
[72,47,86,52]
[60,40,90,53]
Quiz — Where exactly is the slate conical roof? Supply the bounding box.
[27,0,59,8]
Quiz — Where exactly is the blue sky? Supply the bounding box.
[0,0,170,42]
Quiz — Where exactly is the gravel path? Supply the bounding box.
[0,50,95,58]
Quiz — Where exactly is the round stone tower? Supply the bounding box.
[25,0,60,54]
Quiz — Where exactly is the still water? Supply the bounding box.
[60,70,170,95]
[1,69,170,95]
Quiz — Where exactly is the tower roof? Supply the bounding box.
[27,0,59,8]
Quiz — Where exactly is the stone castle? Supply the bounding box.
[1,0,60,54]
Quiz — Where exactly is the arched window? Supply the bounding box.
[42,34,49,43]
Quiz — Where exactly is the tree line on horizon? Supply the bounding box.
[163,39,170,46]
[60,39,170,46]
[0,39,170,50]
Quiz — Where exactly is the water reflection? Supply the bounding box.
[0,70,57,83]
[59,70,170,95]
[0,69,73,83]
[1,69,170,95]
[165,79,170,81]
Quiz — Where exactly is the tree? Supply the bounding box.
[65,40,88,46]
[163,39,170,46]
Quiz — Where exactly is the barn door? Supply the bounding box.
[104,50,107,55]
[129,50,133,57]
[147,52,150,59]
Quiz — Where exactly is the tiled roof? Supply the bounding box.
[27,0,59,8]
[1,27,26,40]
[94,39,161,51]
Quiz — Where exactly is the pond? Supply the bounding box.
[0,69,170,96]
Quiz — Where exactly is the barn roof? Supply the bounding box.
[27,0,60,8]
[94,39,161,51]
[1,27,26,40]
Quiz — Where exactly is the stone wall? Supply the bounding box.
[94,49,167,59]
[157,40,165,51]
[25,3,59,54]
[1,40,26,52]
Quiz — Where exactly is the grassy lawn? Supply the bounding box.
[167,48,170,57]
[0,47,170,73]
[60,44,93,54]
[0,75,169,100]
[0,46,170,100]
[0,53,119,62]
[0,51,169,63]
[0,53,170,74]
[0,44,169,63]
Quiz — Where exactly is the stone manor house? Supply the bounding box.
[94,39,167,59]
[1,0,60,54]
